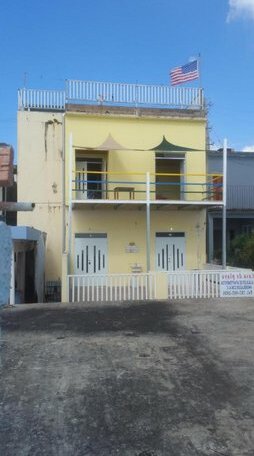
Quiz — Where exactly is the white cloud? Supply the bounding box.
[242,145,254,152]
[227,0,254,21]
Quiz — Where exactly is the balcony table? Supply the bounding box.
[114,187,135,200]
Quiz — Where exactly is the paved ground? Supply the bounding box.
[0,299,254,456]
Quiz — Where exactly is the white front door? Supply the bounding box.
[75,234,108,274]
[155,232,185,271]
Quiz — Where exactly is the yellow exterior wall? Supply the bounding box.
[17,111,63,281]
[71,208,206,273]
[65,110,207,275]
[65,112,206,203]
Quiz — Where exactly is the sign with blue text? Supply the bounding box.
[220,271,254,297]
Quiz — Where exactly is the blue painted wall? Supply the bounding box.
[0,222,12,306]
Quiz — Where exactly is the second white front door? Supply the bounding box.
[155,232,185,271]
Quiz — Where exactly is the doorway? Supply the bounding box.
[75,157,105,200]
[75,234,108,274]
[155,155,185,200]
[155,232,185,271]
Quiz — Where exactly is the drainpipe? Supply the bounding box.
[68,133,73,274]
[146,172,151,272]
[222,138,227,269]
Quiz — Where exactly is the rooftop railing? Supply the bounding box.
[66,80,204,109]
[18,88,65,111]
[18,80,204,111]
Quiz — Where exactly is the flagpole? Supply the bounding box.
[198,53,202,88]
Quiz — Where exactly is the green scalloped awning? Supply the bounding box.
[150,136,202,152]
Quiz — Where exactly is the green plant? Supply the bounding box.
[228,233,254,269]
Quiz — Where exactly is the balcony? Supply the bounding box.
[18,80,204,111]
[71,171,223,210]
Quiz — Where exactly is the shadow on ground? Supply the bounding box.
[1,301,253,456]
[0,302,179,336]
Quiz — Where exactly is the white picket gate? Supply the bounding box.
[168,270,224,299]
[68,272,157,303]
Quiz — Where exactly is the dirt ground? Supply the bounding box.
[0,298,254,456]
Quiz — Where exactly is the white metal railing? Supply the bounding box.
[68,272,157,303]
[67,79,204,109]
[18,88,65,110]
[18,81,204,110]
[168,270,225,299]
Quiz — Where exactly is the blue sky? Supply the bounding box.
[1,0,254,156]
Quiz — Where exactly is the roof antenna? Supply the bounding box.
[23,72,28,88]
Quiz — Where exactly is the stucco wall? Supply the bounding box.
[17,108,207,284]
[65,113,206,203]
[17,111,63,281]
[66,111,207,273]
[71,209,206,273]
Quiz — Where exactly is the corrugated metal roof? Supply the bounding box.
[0,145,13,187]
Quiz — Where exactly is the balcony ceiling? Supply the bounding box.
[72,201,224,211]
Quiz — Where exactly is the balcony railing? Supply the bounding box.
[71,171,223,204]
[18,80,204,110]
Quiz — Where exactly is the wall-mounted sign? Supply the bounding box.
[125,242,139,253]
[220,271,254,297]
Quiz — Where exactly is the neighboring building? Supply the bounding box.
[17,80,223,299]
[0,165,17,226]
[207,149,254,262]
[0,144,14,306]
[0,144,45,304]
[10,226,46,304]
[0,144,14,223]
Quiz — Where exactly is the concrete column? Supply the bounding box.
[155,272,168,300]
[146,172,151,272]
[61,253,69,302]
[207,213,214,263]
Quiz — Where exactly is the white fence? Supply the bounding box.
[168,270,223,299]
[68,272,157,303]
[168,269,254,299]
[18,81,204,110]
[68,269,254,303]
[67,80,204,109]
[18,89,65,110]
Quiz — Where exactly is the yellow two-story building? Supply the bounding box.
[18,80,223,301]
